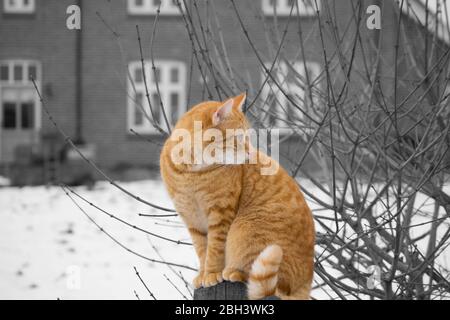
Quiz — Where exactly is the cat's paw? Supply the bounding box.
[202,271,223,288]
[193,271,204,289]
[222,268,247,283]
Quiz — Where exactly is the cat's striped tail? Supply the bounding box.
[247,244,283,300]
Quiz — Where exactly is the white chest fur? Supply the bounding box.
[173,193,208,234]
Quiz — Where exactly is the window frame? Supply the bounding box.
[127,0,183,16]
[260,60,321,134]
[261,0,318,17]
[127,60,187,134]
[0,59,42,131]
[3,0,36,14]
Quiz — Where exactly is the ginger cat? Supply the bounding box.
[160,93,315,299]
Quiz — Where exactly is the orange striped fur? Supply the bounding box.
[160,93,315,299]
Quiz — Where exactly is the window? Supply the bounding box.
[3,0,35,14]
[127,0,182,15]
[128,60,186,134]
[0,60,41,130]
[260,60,321,132]
[262,0,318,16]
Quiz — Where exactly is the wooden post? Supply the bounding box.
[194,281,280,300]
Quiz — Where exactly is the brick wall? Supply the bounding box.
[0,0,78,139]
[2,0,434,176]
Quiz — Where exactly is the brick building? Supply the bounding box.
[0,0,446,184]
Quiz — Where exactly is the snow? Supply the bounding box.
[0,180,197,300]
[0,178,448,299]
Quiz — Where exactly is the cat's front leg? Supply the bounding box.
[187,227,207,289]
[202,208,233,288]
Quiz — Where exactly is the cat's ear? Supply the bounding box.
[233,92,246,112]
[212,98,234,125]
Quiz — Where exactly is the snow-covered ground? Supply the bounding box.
[0,180,196,300]
[0,178,448,299]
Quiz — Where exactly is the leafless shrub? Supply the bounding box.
[165,0,450,299]
[43,0,450,299]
